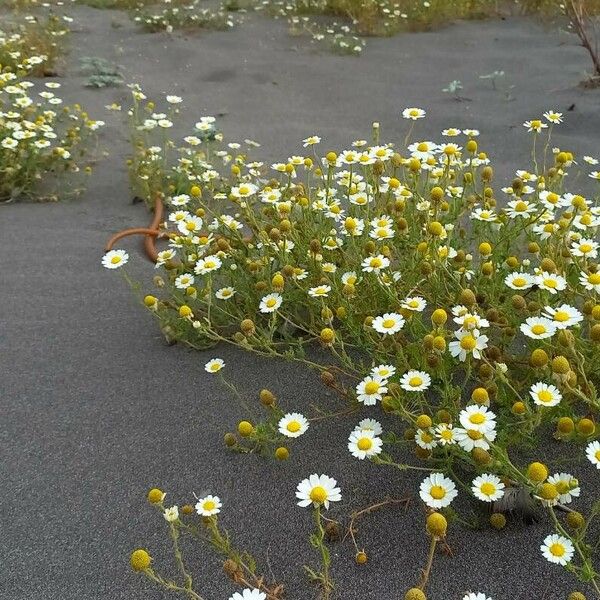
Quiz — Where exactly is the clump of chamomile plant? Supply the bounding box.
[132,0,239,33]
[107,88,600,596]
[0,58,104,201]
[0,5,72,76]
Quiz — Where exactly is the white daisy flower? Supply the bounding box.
[361,254,390,273]
[259,293,283,313]
[278,413,309,438]
[195,255,222,275]
[401,296,427,312]
[454,427,494,452]
[215,287,236,300]
[371,364,396,379]
[541,534,574,565]
[102,249,129,269]
[348,429,383,459]
[178,215,204,236]
[520,316,557,339]
[353,418,383,436]
[296,474,341,509]
[308,285,331,298]
[163,506,179,522]
[535,271,567,294]
[471,474,505,502]
[571,238,599,259]
[415,428,437,450]
[400,370,431,392]
[175,273,195,289]
[229,589,266,600]
[435,423,457,445]
[548,472,580,504]
[204,358,225,373]
[231,183,258,198]
[463,594,492,600]
[355,376,387,406]
[302,135,321,146]
[580,271,600,292]
[419,473,458,509]
[195,495,222,516]
[372,312,405,335]
[459,405,496,434]
[586,440,600,468]
[449,329,489,361]
[542,304,583,329]
[402,107,426,120]
[529,382,562,407]
[524,119,548,133]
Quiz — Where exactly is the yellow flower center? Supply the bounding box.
[110,256,121,264]
[581,214,592,225]
[543,278,557,288]
[531,324,547,335]
[409,109,420,117]
[310,486,328,503]
[266,298,277,308]
[549,543,565,557]
[440,430,453,441]
[538,390,553,403]
[370,258,382,268]
[203,500,216,512]
[357,437,373,451]
[421,432,434,444]
[531,120,542,128]
[239,185,250,195]
[467,429,483,440]
[515,201,528,212]
[186,221,196,231]
[469,413,485,425]
[553,311,569,322]
[589,274,600,285]
[580,244,593,253]
[429,485,446,500]
[595,450,600,461]
[417,142,428,152]
[364,382,380,395]
[409,376,423,387]
[463,316,477,328]
[480,482,496,496]
[460,335,477,350]
[512,277,527,287]
[287,421,301,433]
[376,149,386,157]
[382,319,396,329]
[408,300,419,308]
[547,193,559,204]
[556,481,570,494]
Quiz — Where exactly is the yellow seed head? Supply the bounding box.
[275,447,289,460]
[552,356,570,374]
[416,414,432,429]
[489,512,506,529]
[577,418,595,436]
[405,588,427,600]
[147,488,165,504]
[530,348,549,368]
[431,308,448,326]
[527,461,548,483]
[426,512,448,539]
[238,421,254,437]
[130,549,151,572]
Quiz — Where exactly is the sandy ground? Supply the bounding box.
[1,5,600,600]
